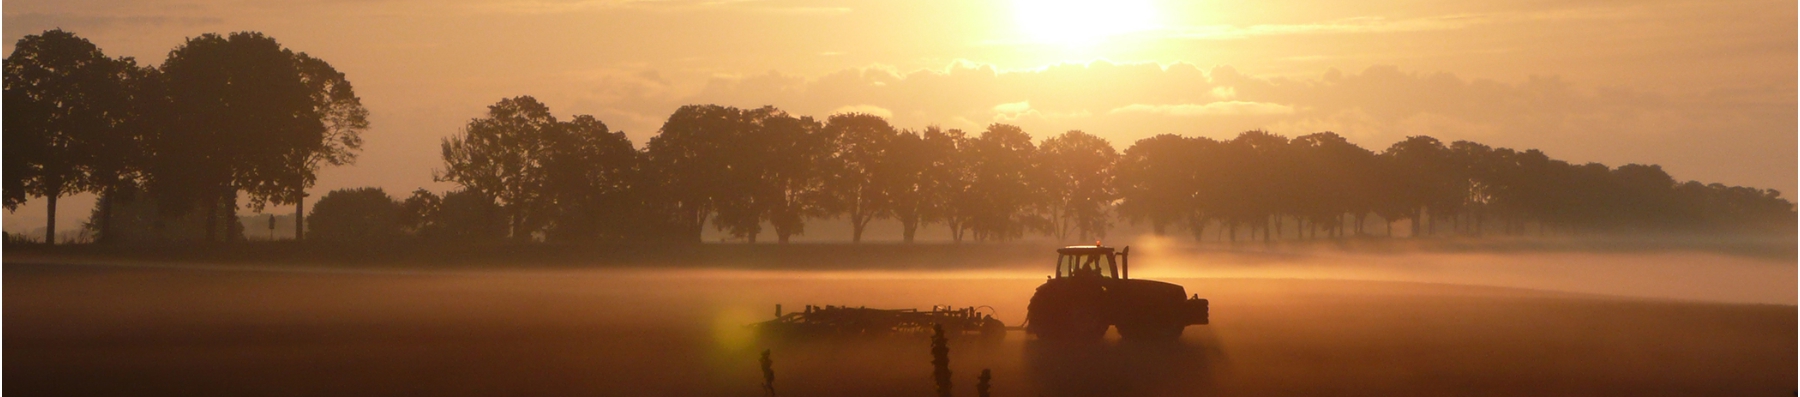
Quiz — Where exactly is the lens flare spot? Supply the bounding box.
[711,306,763,351]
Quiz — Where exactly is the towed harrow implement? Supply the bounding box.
[753,304,1008,340]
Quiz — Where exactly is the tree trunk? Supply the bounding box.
[44,189,59,245]
[295,193,306,242]
[1053,211,1067,241]
[683,206,707,243]
[850,213,865,243]
[205,191,219,243]
[1262,216,1272,243]
[902,218,918,243]
[96,187,114,244]
[1410,208,1423,238]
[1273,215,1283,240]
[510,211,525,241]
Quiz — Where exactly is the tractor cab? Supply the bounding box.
[1053,245,1129,279]
[1029,244,1207,341]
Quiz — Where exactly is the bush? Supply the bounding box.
[308,187,404,242]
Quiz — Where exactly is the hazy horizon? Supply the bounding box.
[3,0,1795,235]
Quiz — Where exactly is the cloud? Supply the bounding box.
[991,101,1031,114]
[3,13,224,42]
[830,104,893,118]
[1157,9,1631,41]
[462,0,850,15]
[1108,102,1296,117]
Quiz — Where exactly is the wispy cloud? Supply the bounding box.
[3,12,224,50]
[463,0,849,15]
[4,13,224,30]
[992,101,1031,114]
[1162,14,1493,40]
[1109,102,1295,117]
[1157,8,1633,41]
[831,104,893,118]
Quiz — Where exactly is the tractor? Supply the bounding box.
[1025,245,1209,341]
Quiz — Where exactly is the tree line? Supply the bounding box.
[306,96,1786,244]
[4,29,367,244]
[5,29,1791,245]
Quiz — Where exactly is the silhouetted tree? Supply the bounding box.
[1039,130,1118,241]
[542,115,638,241]
[157,32,326,242]
[882,129,936,243]
[90,63,170,244]
[645,104,740,243]
[965,123,1046,241]
[1222,130,1291,242]
[821,113,898,243]
[922,127,978,242]
[1382,136,1454,237]
[431,189,507,241]
[4,29,139,245]
[307,187,403,241]
[438,96,560,240]
[1117,134,1197,236]
[705,108,767,242]
[273,54,368,241]
[400,189,441,236]
[1291,132,1375,238]
[1183,137,1228,241]
[754,109,830,243]
[79,184,240,243]
[706,106,827,243]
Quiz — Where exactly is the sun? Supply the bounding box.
[1013,0,1158,46]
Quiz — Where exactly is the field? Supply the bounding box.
[5,240,1795,396]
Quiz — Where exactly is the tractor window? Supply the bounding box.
[1057,252,1118,278]
[1056,255,1068,277]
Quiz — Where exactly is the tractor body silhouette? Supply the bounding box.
[1026,245,1209,340]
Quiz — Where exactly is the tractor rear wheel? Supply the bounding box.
[1027,284,1108,341]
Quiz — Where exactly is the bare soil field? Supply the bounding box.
[5,255,1794,396]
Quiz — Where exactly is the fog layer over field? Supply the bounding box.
[6,240,1795,396]
[1115,236,1797,305]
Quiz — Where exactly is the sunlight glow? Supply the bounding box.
[1014,0,1158,45]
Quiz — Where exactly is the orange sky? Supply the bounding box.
[4,0,1795,234]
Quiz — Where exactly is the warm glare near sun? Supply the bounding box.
[1014,0,1157,45]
